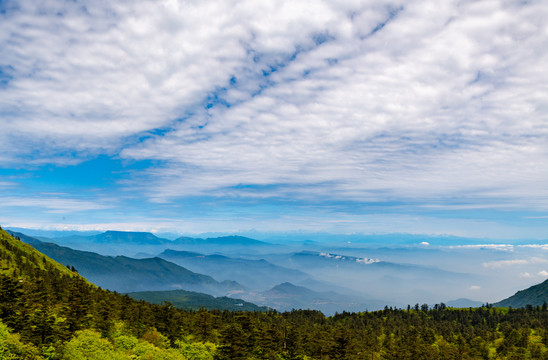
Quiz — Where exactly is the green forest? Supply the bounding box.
[2,228,548,359]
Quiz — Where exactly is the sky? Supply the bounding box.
[0,0,547,239]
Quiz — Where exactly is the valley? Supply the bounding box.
[8,228,548,315]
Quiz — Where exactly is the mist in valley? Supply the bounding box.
[11,228,548,315]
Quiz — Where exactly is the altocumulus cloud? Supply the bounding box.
[1,0,548,226]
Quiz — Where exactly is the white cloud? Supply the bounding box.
[122,1,548,208]
[0,182,16,188]
[518,245,548,251]
[3,221,177,233]
[482,257,548,269]
[451,244,514,251]
[469,285,480,291]
[1,0,548,213]
[483,259,528,268]
[538,270,548,277]
[520,272,532,278]
[0,196,111,213]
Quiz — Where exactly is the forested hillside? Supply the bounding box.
[3,227,548,359]
[494,279,548,308]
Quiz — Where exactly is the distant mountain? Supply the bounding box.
[287,251,468,279]
[89,230,169,245]
[239,282,391,315]
[265,282,319,298]
[173,235,272,247]
[37,231,277,256]
[239,232,503,246]
[127,289,269,312]
[294,250,380,265]
[158,249,308,290]
[446,298,484,308]
[10,231,243,296]
[5,227,102,238]
[494,279,548,308]
[39,231,175,256]
[262,250,477,304]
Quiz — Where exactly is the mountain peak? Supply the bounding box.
[267,282,315,296]
[93,231,167,244]
[174,235,271,246]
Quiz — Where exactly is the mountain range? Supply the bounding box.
[158,249,309,290]
[39,231,275,256]
[10,230,396,313]
[9,231,243,296]
[10,227,548,314]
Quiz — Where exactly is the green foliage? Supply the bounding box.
[112,335,138,352]
[141,328,170,349]
[132,341,185,360]
[176,335,217,360]
[62,329,189,360]
[61,330,125,360]
[0,321,43,359]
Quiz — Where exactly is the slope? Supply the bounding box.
[0,227,78,280]
[494,279,548,308]
[0,226,105,345]
[10,231,243,296]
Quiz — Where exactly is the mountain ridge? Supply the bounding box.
[158,248,309,290]
[127,289,269,312]
[9,231,244,296]
[494,279,548,308]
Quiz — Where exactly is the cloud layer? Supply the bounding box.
[1,0,548,232]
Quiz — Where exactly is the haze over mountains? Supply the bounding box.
[158,249,309,290]
[7,227,548,314]
[9,231,242,296]
[5,226,548,359]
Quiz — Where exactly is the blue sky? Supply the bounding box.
[1,0,547,239]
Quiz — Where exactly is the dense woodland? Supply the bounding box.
[2,228,548,359]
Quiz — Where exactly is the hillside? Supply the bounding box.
[11,231,243,295]
[0,227,79,280]
[494,279,548,308]
[5,226,548,359]
[127,289,269,312]
[0,227,109,345]
[0,227,222,358]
